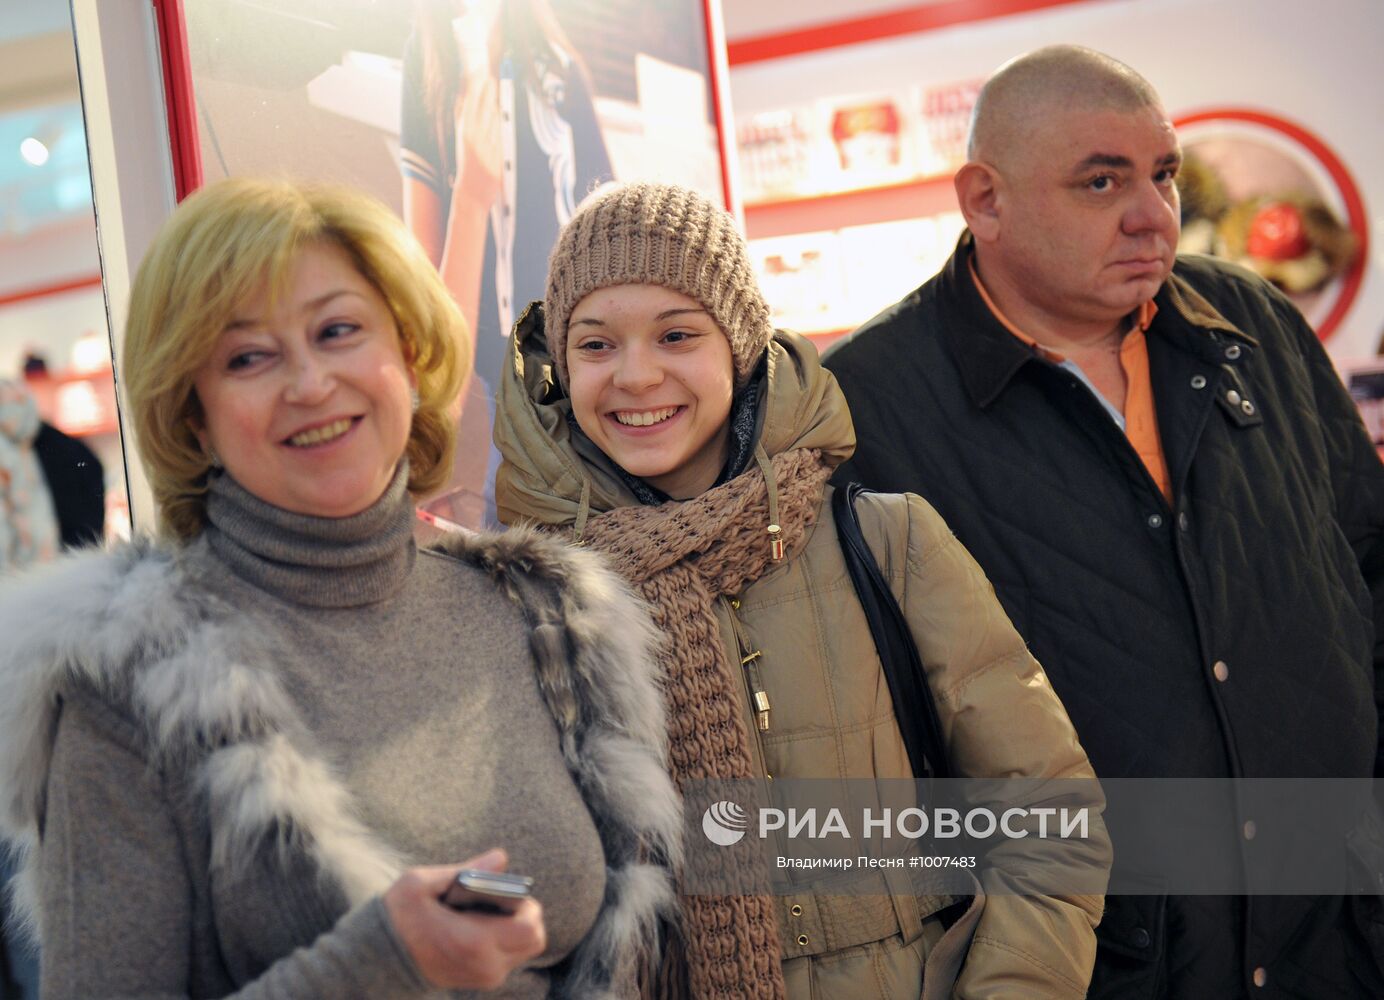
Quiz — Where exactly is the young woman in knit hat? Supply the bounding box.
[494,181,1111,999]
[0,177,678,998]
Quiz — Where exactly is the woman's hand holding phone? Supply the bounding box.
[383,848,545,991]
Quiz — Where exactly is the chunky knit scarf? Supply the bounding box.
[581,446,833,999]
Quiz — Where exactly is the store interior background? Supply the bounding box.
[1,0,1381,540]
[0,0,119,532]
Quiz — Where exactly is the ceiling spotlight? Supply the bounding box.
[20,137,50,166]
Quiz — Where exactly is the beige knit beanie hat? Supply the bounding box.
[544,182,772,391]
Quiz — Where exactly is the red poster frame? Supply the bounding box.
[147,0,736,210]
[702,0,737,211]
[150,0,202,201]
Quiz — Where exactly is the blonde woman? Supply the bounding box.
[0,178,676,998]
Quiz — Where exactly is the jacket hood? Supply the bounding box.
[494,301,856,529]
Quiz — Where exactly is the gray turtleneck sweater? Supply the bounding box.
[35,467,607,998]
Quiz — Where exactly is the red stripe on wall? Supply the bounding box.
[728,0,1099,65]
[0,275,103,309]
[744,175,958,240]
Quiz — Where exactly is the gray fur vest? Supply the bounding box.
[0,526,681,998]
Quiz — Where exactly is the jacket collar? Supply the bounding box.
[1151,263,1257,364]
[937,233,1036,410]
[939,232,1259,409]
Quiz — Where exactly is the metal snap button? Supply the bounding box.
[1225,344,1242,360]
[1226,389,1242,406]
[1213,660,1229,682]
[1252,967,1267,987]
[1190,375,1207,389]
[1147,514,1163,529]
[1241,400,1256,416]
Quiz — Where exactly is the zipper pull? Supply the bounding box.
[768,523,784,561]
[754,690,771,731]
[740,645,769,730]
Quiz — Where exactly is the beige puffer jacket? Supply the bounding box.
[495,305,1110,999]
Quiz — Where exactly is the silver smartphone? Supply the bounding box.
[441,869,535,914]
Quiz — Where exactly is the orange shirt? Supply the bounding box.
[969,258,1172,503]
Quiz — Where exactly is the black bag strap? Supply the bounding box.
[832,482,952,781]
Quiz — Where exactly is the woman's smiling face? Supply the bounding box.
[565,283,734,500]
[192,240,416,518]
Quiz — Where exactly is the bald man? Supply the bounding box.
[825,46,1384,998]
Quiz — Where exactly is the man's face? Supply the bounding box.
[991,103,1181,327]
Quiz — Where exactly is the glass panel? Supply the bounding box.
[0,0,130,561]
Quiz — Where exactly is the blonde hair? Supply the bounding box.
[123,177,468,540]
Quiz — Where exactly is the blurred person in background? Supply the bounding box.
[0,379,59,573]
[30,421,104,550]
[0,378,58,1000]
[0,177,676,998]
[20,354,105,548]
